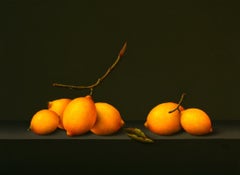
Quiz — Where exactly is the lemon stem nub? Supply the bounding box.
[169,93,186,113]
[90,88,93,96]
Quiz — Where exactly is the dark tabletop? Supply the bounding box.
[0,120,239,140]
[0,120,239,175]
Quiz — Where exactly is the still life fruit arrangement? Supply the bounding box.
[29,42,213,143]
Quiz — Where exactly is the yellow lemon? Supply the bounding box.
[91,102,125,135]
[30,109,60,135]
[63,95,97,136]
[181,108,213,135]
[48,98,71,129]
[144,102,183,135]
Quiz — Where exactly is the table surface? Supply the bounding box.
[0,120,239,140]
[1,120,239,174]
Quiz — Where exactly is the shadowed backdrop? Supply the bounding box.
[1,0,240,121]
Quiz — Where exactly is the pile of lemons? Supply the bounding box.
[29,95,213,137]
[29,95,124,136]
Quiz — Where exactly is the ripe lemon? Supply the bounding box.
[144,102,183,135]
[62,95,97,136]
[180,108,213,135]
[48,98,71,129]
[29,109,60,135]
[90,102,125,135]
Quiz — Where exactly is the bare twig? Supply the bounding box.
[168,93,186,113]
[53,41,127,95]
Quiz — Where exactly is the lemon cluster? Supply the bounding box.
[29,95,125,136]
[145,102,213,136]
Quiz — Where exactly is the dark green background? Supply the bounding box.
[1,0,240,121]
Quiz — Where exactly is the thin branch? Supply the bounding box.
[53,41,127,94]
[168,93,186,113]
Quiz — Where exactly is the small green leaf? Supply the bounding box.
[127,133,154,143]
[124,127,146,137]
[125,127,154,143]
